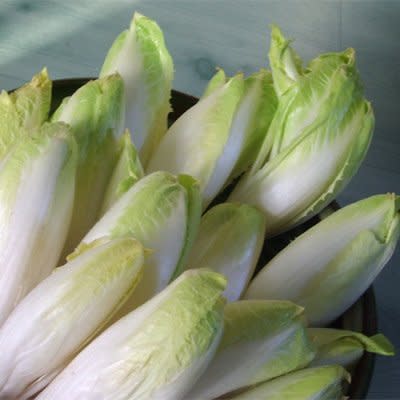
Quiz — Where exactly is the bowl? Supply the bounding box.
[49,78,377,399]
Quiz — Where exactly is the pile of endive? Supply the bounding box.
[0,13,397,400]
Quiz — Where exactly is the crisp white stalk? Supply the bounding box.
[184,203,266,301]
[75,171,201,313]
[147,72,244,208]
[0,68,52,159]
[0,122,77,325]
[37,269,227,400]
[308,328,394,369]
[100,12,174,165]
[244,194,400,326]
[225,365,349,400]
[185,300,315,400]
[0,238,144,399]
[53,74,125,256]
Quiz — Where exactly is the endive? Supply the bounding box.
[245,194,400,326]
[230,26,374,236]
[185,300,315,400]
[100,12,174,165]
[184,203,266,301]
[309,328,395,369]
[53,74,125,255]
[225,365,349,400]
[100,130,144,214]
[0,238,144,400]
[0,122,77,325]
[37,269,226,400]
[76,171,201,312]
[147,71,245,208]
[0,68,51,159]
[202,68,278,179]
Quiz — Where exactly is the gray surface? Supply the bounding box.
[0,0,399,398]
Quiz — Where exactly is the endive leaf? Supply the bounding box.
[309,328,394,369]
[268,24,303,96]
[225,365,349,400]
[100,130,144,214]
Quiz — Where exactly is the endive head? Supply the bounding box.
[0,122,77,325]
[0,68,52,159]
[185,203,266,301]
[147,72,245,208]
[227,365,349,400]
[230,57,374,236]
[36,269,227,400]
[100,130,144,213]
[220,300,315,384]
[0,237,144,399]
[230,50,374,235]
[244,193,400,326]
[80,171,201,282]
[52,73,125,159]
[100,12,174,164]
[185,300,315,400]
[308,328,395,369]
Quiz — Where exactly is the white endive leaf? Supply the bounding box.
[225,365,349,400]
[0,69,52,159]
[309,328,394,369]
[37,269,226,400]
[100,12,174,165]
[185,203,266,301]
[75,171,201,313]
[0,122,77,325]
[0,238,144,399]
[147,72,244,208]
[53,74,125,256]
[244,194,400,326]
[185,300,315,400]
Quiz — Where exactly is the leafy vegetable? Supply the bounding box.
[53,74,125,255]
[100,12,174,165]
[37,269,226,400]
[147,71,245,208]
[244,194,400,326]
[0,238,144,399]
[185,300,315,400]
[0,122,77,325]
[184,203,266,301]
[75,171,201,312]
[230,27,374,237]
